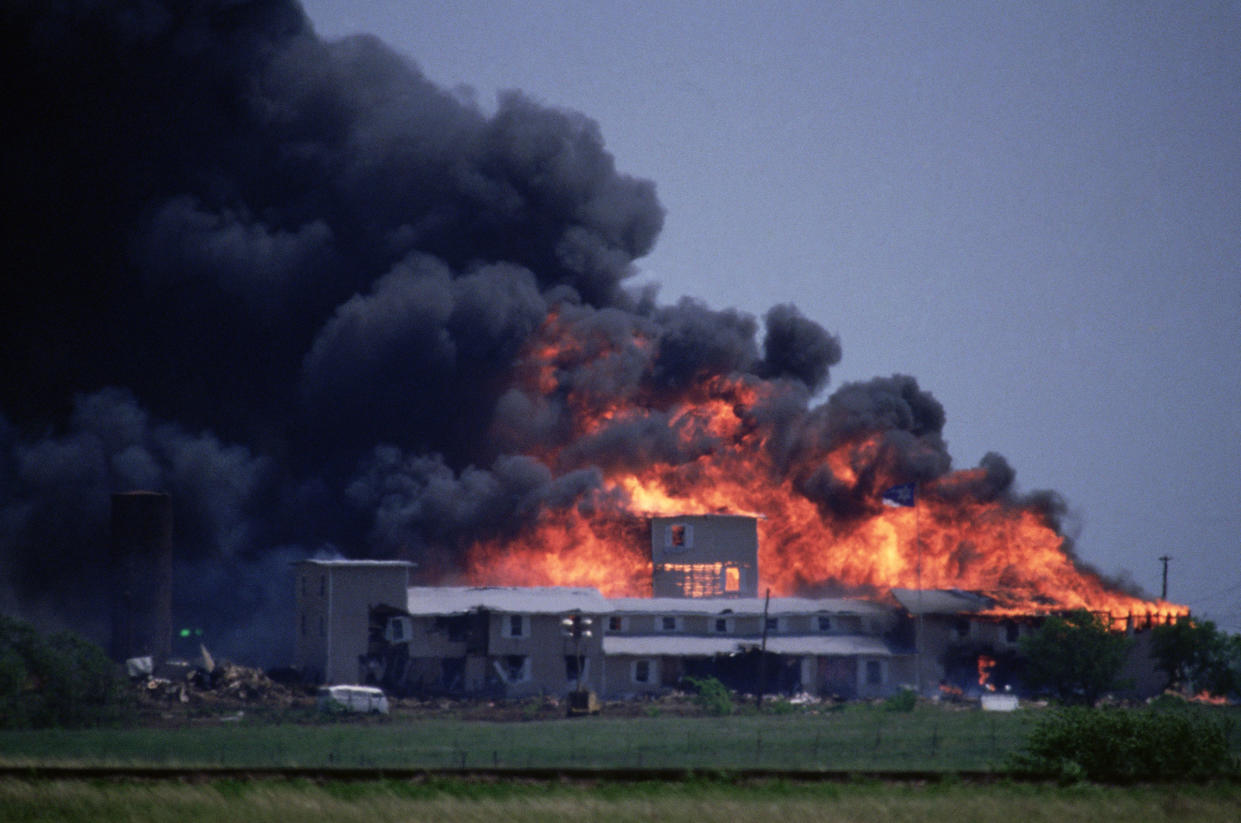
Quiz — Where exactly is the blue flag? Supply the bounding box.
[881,482,916,507]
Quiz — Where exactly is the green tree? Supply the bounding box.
[1018,609,1131,706]
[1150,618,1239,696]
[0,614,130,728]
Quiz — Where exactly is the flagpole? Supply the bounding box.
[915,484,922,696]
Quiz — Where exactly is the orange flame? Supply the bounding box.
[466,311,1189,621]
[978,655,997,691]
[1191,691,1228,706]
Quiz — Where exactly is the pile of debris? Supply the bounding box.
[125,647,304,711]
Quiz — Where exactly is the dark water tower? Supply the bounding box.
[110,491,173,662]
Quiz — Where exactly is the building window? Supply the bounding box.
[607,615,625,632]
[495,655,529,684]
[954,618,970,638]
[658,562,726,597]
[1005,620,1019,642]
[723,565,741,593]
[665,523,693,550]
[633,659,653,684]
[712,617,730,634]
[765,617,780,633]
[503,614,527,638]
[817,616,832,632]
[385,616,412,644]
[660,616,679,632]
[866,659,882,685]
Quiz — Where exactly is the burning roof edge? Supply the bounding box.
[890,588,995,615]
[400,587,894,618]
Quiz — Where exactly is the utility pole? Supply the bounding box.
[560,611,593,692]
[1159,555,1171,600]
[756,588,771,710]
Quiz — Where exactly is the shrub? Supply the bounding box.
[882,687,917,712]
[763,698,799,715]
[1010,706,1235,782]
[685,676,733,716]
[0,614,130,728]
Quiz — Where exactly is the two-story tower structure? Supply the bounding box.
[650,514,758,598]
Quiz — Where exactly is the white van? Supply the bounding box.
[317,684,390,715]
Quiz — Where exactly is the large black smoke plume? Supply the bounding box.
[2,0,1070,665]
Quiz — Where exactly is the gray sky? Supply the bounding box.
[301,1,1241,630]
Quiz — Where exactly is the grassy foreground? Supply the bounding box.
[2,777,1240,823]
[0,704,1041,771]
[3,703,1240,772]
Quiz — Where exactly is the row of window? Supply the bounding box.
[443,613,845,639]
[611,615,835,633]
[493,654,654,686]
[495,614,1022,640]
[302,613,840,641]
[493,656,885,688]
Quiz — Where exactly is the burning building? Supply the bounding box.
[295,511,1184,701]
[296,556,903,699]
[3,1,1189,672]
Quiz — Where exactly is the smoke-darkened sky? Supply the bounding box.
[2,0,1237,669]
[301,1,1241,630]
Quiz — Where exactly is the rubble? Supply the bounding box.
[129,650,304,714]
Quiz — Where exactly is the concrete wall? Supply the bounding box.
[651,515,758,597]
[294,561,412,684]
[484,612,604,698]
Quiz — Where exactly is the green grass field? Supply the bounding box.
[3,704,1240,822]
[2,703,1240,772]
[0,704,1046,771]
[2,777,1240,823]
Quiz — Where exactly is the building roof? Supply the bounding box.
[603,634,893,657]
[297,559,417,568]
[405,586,608,616]
[606,596,891,617]
[889,588,994,615]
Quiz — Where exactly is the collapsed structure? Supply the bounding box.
[292,515,1169,700]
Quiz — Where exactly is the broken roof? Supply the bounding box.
[889,588,995,615]
[603,634,893,657]
[606,596,891,617]
[405,586,608,616]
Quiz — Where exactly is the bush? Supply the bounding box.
[1010,706,1235,782]
[882,687,917,712]
[0,614,131,728]
[685,676,733,716]
[763,698,799,715]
